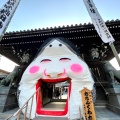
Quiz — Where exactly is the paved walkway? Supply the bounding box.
[0,108,19,120]
[0,102,120,120]
[33,105,120,120]
[33,106,120,120]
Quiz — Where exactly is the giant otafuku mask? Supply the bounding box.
[18,37,94,119]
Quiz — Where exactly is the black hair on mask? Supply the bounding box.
[35,37,81,58]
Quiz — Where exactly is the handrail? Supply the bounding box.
[5,87,40,120]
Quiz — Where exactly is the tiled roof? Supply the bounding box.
[4,19,120,35]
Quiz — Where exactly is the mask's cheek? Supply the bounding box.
[29,66,40,74]
[70,63,83,73]
[66,63,85,79]
[20,65,43,83]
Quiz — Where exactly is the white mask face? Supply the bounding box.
[19,38,94,119]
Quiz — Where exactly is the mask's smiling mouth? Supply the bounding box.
[36,77,71,116]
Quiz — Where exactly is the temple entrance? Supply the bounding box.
[53,82,69,100]
[41,81,70,110]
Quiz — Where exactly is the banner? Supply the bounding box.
[83,0,115,43]
[0,0,20,41]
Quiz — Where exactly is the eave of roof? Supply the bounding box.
[3,19,120,36]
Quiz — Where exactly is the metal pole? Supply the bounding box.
[109,43,120,67]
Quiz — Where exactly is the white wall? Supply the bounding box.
[0,55,18,72]
[109,54,120,70]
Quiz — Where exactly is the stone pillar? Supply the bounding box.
[106,85,120,115]
[0,86,18,112]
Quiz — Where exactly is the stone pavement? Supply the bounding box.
[0,108,19,120]
[0,103,120,120]
[33,106,120,120]
[95,106,120,120]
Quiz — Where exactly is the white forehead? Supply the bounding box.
[39,39,77,57]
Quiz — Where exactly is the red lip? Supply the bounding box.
[41,77,69,83]
[36,78,71,116]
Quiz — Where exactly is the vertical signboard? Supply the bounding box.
[81,87,96,120]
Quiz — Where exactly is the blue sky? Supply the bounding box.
[0,0,120,32]
[0,0,120,72]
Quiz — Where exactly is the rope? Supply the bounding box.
[91,71,109,96]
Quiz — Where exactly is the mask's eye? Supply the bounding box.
[59,58,71,62]
[41,59,51,63]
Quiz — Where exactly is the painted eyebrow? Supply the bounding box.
[59,58,71,60]
[40,59,51,62]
